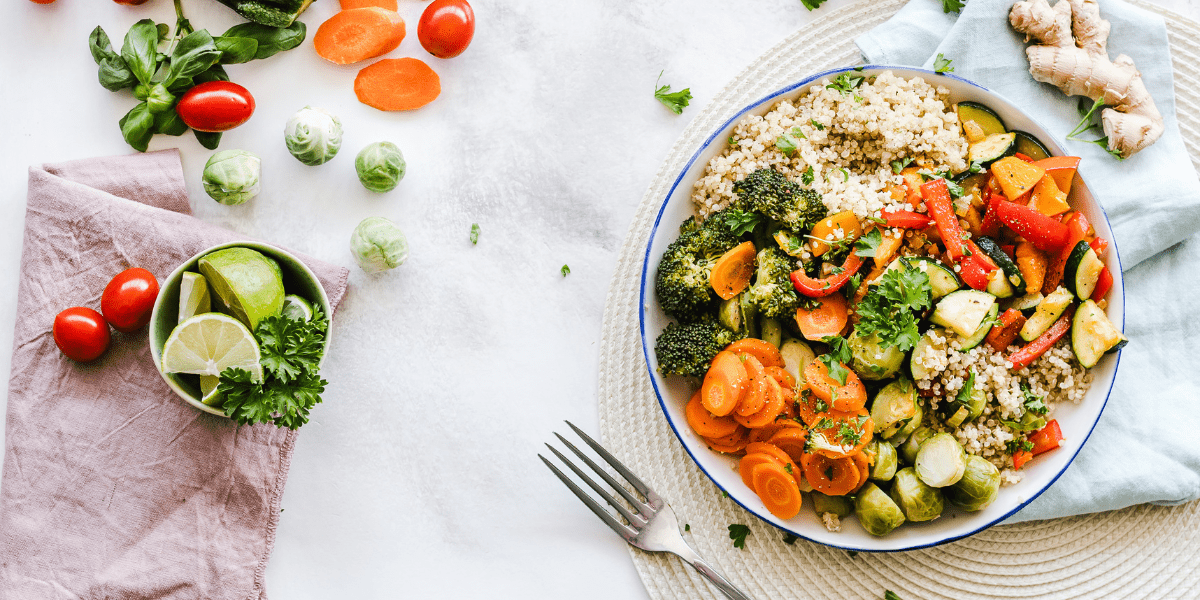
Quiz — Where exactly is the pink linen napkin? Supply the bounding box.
[0,150,349,600]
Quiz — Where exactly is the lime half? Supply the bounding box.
[178,272,212,324]
[281,294,313,322]
[198,247,285,330]
[200,375,222,406]
[161,313,263,381]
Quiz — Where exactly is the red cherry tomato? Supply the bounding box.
[176,81,255,133]
[101,268,159,333]
[30,0,58,4]
[53,307,111,363]
[418,0,475,59]
[113,0,151,4]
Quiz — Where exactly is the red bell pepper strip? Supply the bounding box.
[921,178,971,261]
[1043,212,1091,293]
[1014,153,1035,163]
[790,253,864,298]
[1090,266,1113,301]
[881,208,933,229]
[994,200,1071,252]
[980,193,1003,238]
[1012,449,1033,470]
[1000,244,1015,258]
[985,308,1027,352]
[1008,306,1076,370]
[958,241,998,291]
[1089,236,1109,258]
[1029,419,1063,455]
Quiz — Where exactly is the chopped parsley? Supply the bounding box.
[776,127,806,154]
[942,0,965,13]
[885,592,904,600]
[801,165,815,185]
[561,264,571,277]
[653,71,692,114]
[933,53,955,74]
[800,0,828,10]
[853,228,883,258]
[684,523,690,531]
[891,157,914,174]
[782,533,798,545]
[728,523,750,549]
[728,136,737,146]
[470,223,480,244]
[811,119,825,130]
[1006,439,1035,454]
[1022,383,1048,415]
[826,72,865,95]
[720,208,764,236]
[854,267,932,352]
[816,335,852,386]
[784,462,794,474]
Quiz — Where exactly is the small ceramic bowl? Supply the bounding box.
[148,241,333,416]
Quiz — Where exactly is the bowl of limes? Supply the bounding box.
[148,242,333,424]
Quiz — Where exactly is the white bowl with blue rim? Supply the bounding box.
[638,65,1125,552]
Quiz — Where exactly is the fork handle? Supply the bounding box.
[672,548,753,600]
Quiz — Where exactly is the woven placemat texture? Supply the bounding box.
[596,0,1200,598]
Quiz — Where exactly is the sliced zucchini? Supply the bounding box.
[986,268,1016,299]
[975,236,1025,290]
[910,329,939,381]
[958,303,999,351]
[1008,292,1044,314]
[849,330,906,380]
[1072,299,1128,368]
[1020,286,1073,341]
[968,132,1017,166]
[931,289,997,338]
[958,102,1007,138]
[1064,240,1105,300]
[915,432,967,488]
[870,379,919,440]
[902,257,962,300]
[1012,130,1052,161]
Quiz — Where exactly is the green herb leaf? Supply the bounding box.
[854,228,882,258]
[720,208,764,236]
[561,264,571,277]
[257,311,327,384]
[891,157,913,174]
[800,0,828,10]
[684,523,690,531]
[194,129,222,150]
[942,0,966,13]
[956,369,977,405]
[854,267,932,351]
[783,533,798,545]
[219,368,327,430]
[654,71,692,115]
[1021,383,1048,415]
[221,21,307,60]
[120,19,160,86]
[153,108,189,136]
[470,223,481,245]
[728,524,750,549]
[214,36,259,64]
[163,29,222,89]
[193,64,230,85]
[885,591,904,600]
[826,72,865,95]
[119,102,156,152]
[801,165,815,185]
[933,53,955,74]
[811,119,825,130]
[839,167,850,182]
[89,26,139,92]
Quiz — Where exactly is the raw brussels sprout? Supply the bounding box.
[350,217,409,273]
[946,454,1001,511]
[849,330,905,380]
[870,379,919,440]
[868,440,898,482]
[284,106,343,166]
[899,426,935,465]
[854,483,906,536]
[355,141,407,193]
[890,467,945,522]
[915,432,967,488]
[811,491,852,518]
[202,149,261,205]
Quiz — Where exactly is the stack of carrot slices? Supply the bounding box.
[683,338,875,520]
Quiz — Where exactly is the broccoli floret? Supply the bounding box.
[733,168,827,232]
[745,247,801,319]
[654,317,741,377]
[655,216,741,322]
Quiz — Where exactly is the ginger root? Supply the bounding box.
[1009,0,1163,158]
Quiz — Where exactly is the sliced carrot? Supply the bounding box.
[766,427,808,464]
[685,390,740,439]
[764,366,795,389]
[314,8,406,65]
[751,461,803,519]
[747,419,803,445]
[735,376,786,429]
[340,0,397,9]
[767,377,796,419]
[794,293,848,341]
[705,427,749,454]
[738,452,783,489]
[355,58,441,111]
[803,359,867,412]
[710,241,757,300]
[701,350,748,417]
[801,451,859,496]
[735,356,768,417]
[807,408,873,459]
[851,451,871,492]
[793,387,824,427]
[744,442,795,466]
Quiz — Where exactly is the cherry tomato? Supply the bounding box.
[176,81,255,133]
[101,268,159,333]
[29,0,58,4]
[113,0,152,4]
[53,307,111,363]
[418,0,475,59]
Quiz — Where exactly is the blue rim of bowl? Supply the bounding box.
[636,65,1125,552]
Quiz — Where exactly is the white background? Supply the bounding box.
[0,0,1196,598]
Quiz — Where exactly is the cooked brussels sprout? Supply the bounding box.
[284,106,343,166]
[946,454,1001,511]
[350,217,409,273]
[202,149,261,205]
[891,399,924,443]
[811,491,853,518]
[870,379,919,440]
[899,426,935,465]
[890,467,945,522]
[868,440,898,482]
[759,316,783,349]
[936,370,986,427]
[915,432,967,488]
[780,338,816,386]
[849,330,905,380]
[1002,410,1047,432]
[854,482,906,536]
[355,141,407,193]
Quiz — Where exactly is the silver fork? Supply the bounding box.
[540,421,753,600]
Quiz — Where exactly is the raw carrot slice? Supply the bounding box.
[794,293,848,341]
[710,241,757,300]
[751,461,803,519]
[747,419,803,445]
[726,338,784,368]
[803,359,867,411]
[801,451,859,496]
[735,356,768,417]
[764,365,795,389]
[850,451,871,492]
[807,408,873,459]
[685,390,740,439]
[701,350,748,417]
[340,0,397,9]
[355,58,441,111]
[767,427,808,464]
[705,427,749,454]
[314,8,407,65]
[734,376,786,428]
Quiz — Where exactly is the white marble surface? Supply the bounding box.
[0,0,1196,597]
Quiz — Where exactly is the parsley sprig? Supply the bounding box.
[818,335,853,386]
[826,72,865,96]
[653,71,692,114]
[1068,97,1124,159]
[1021,383,1048,415]
[933,53,955,73]
[728,523,750,549]
[854,267,932,352]
[942,0,966,13]
[720,208,764,236]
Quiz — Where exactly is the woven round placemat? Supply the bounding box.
[596,1,1200,598]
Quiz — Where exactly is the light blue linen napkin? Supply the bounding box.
[858,0,1200,523]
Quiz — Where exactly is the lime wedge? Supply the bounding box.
[200,375,222,406]
[198,247,285,330]
[161,313,263,381]
[281,294,313,321]
[178,272,212,324]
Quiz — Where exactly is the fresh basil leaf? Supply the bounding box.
[120,19,160,85]
[119,102,156,152]
[164,29,222,88]
[154,109,189,136]
[146,83,175,114]
[156,23,170,40]
[88,26,117,63]
[194,64,230,85]
[90,27,138,91]
[194,129,222,150]
[215,36,259,64]
[221,21,306,60]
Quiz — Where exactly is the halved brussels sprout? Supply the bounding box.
[718,295,744,333]
[890,467,945,522]
[759,316,783,349]
[899,426,935,465]
[915,432,967,488]
[350,217,409,273]
[946,454,1001,511]
[355,141,407,193]
[854,482,906,536]
[868,440,898,482]
[849,330,906,380]
[870,379,919,440]
[936,370,986,427]
[811,491,852,518]
[780,338,816,386]
[284,106,343,166]
[202,149,261,205]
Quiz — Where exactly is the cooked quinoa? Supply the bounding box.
[691,71,969,220]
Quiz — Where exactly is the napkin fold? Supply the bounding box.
[0,150,349,599]
[857,0,1200,522]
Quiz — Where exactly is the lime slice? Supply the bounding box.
[178,272,212,324]
[281,294,313,321]
[200,375,222,406]
[198,247,285,330]
[161,313,263,381]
